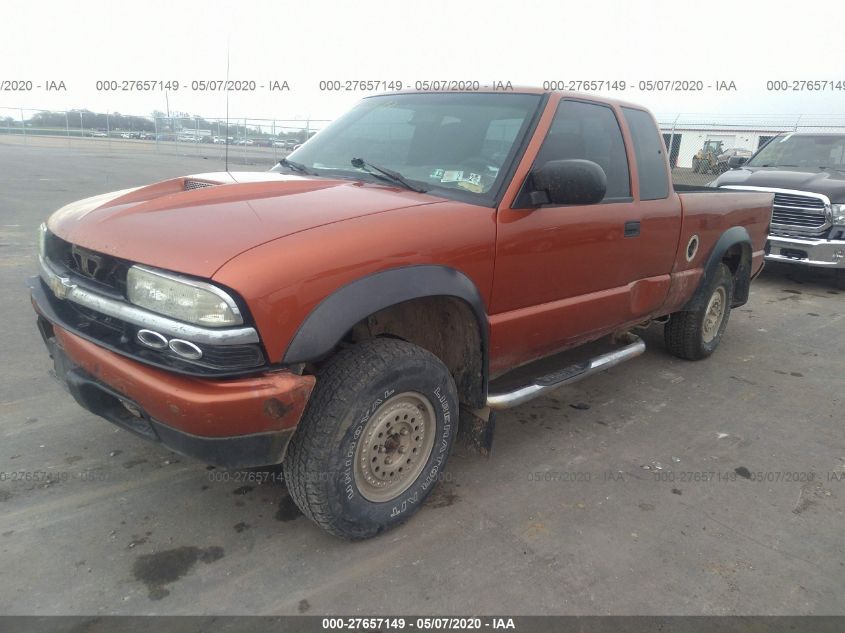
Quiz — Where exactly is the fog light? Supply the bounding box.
[137,329,168,350]
[169,339,203,360]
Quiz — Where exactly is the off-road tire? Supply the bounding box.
[283,338,459,539]
[664,263,734,360]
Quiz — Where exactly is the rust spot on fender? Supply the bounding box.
[263,398,291,420]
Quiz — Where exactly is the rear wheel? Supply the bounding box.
[664,263,734,360]
[283,338,458,539]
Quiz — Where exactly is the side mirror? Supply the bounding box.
[529,159,607,206]
[728,155,748,168]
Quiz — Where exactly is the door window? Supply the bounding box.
[533,100,631,201]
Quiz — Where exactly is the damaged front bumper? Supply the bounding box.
[32,285,315,468]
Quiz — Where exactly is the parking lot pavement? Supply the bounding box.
[0,134,292,167]
[671,167,720,186]
[0,143,843,615]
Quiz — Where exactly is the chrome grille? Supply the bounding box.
[772,193,827,231]
[722,186,831,238]
[771,192,827,234]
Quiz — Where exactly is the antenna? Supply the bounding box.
[224,39,230,172]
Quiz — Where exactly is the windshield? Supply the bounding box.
[747,134,845,169]
[277,92,543,204]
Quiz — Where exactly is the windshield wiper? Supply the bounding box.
[351,157,427,193]
[278,157,313,175]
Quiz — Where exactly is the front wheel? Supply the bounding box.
[283,338,458,539]
[664,263,734,360]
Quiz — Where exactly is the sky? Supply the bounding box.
[2,0,844,123]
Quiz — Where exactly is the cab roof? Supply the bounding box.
[370,86,650,111]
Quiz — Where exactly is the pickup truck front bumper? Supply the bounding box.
[31,281,316,468]
[765,234,845,269]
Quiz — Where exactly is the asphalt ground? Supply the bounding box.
[0,132,715,184]
[0,139,843,615]
[0,133,293,168]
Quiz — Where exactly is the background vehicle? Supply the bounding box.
[692,140,724,174]
[30,89,772,539]
[712,133,845,286]
[715,148,753,174]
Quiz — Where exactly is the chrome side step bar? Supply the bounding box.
[485,333,646,410]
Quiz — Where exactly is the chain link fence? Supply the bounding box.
[3,107,845,180]
[656,113,845,185]
[0,107,330,166]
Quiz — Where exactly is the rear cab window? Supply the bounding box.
[621,107,670,200]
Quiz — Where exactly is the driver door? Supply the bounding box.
[489,99,678,372]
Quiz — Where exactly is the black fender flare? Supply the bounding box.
[282,264,490,388]
[684,226,752,311]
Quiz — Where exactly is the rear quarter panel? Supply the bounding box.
[660,190,773,314]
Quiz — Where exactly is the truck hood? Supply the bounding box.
[714,166,845,203]
[47,171,440,277]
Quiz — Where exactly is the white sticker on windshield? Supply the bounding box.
[441,170,463,182]
[463,172,482,186]
[430,168,445,179]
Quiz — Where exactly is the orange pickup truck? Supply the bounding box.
[30,89,772,538]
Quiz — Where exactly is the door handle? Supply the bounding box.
[624,221,641,237]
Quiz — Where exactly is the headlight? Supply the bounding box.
[126,265,243,327]
[833,204,845,225]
